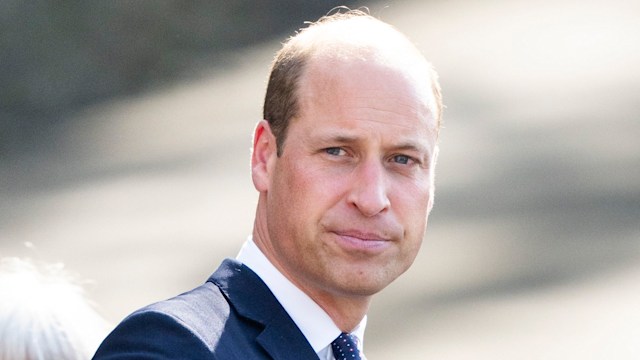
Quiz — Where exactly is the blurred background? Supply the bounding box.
[1,0,639,358]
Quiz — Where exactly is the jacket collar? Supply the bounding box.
[209,259,319,360]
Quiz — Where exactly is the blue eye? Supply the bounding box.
[325,147,345,156]
[393,155,411,164]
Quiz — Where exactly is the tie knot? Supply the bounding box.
[331,332,362,360]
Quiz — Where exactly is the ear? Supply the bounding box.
[251,120,277,192]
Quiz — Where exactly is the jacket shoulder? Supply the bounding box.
[93,282,228,359]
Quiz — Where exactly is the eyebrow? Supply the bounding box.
[317,133,358,144]
[316,132,431,156]
[393,140,430,153]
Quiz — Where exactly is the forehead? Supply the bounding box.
[296,56,438,137]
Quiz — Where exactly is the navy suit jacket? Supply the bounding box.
[93,259,319,359]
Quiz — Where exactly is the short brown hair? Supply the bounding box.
[263,9,442,156]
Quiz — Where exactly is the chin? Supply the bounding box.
[338,271,401,297]
[340,282,390,297]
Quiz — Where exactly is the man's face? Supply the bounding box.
[257,58,438,302]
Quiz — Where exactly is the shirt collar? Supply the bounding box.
[236,237,367,353]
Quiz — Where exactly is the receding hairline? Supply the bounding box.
[262,10,443,156]
[287,13,442,126]
[297,55,440,136]
[289,13,423,64]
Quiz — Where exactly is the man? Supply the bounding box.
[94,9,442,360]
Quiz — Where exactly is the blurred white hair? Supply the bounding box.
[0,257,110,360]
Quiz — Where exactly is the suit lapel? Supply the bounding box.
[256,314,319,360]
[210,259,319,360]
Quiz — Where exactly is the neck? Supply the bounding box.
[254,243,371,332]
[306,288,371,332]
[252,196,371,332]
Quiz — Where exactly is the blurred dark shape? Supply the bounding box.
[0,0,369,155]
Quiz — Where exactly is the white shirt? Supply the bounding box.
[236,238,367,360]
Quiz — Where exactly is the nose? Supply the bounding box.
[347,159,391,217]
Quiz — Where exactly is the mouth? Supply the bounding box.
[331,230,393,253]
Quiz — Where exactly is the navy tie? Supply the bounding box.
[331,332,362,360]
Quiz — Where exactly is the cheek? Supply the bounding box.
[391,181,432,232]
[271,161,336,226]
[287,159,347,201]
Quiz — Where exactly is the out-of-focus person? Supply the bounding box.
[0,257,111,360]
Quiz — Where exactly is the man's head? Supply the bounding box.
[263,10,442,156]
[251,9,442,326]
